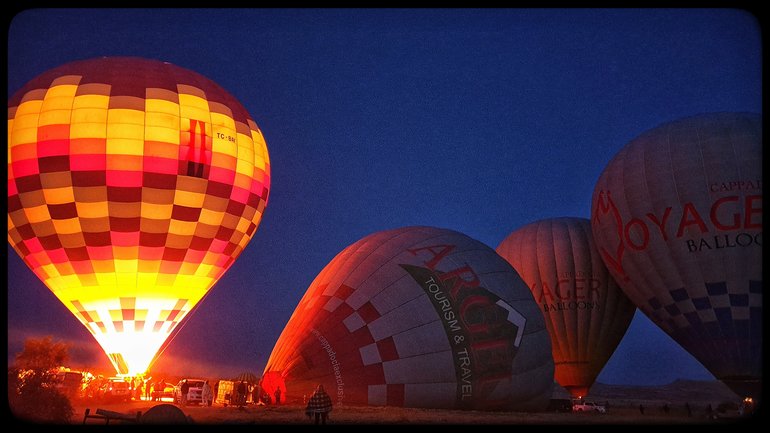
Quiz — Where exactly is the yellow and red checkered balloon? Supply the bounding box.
[7,57,271,375]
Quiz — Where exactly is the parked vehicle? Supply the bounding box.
[151,382,176,401]
[54,370,84,397]
[215,380,235,406]
[174,379,205,405]
[572,401,607,413]
[98,377,131,402]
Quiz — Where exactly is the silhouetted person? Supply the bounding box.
[146,377,153,400]
[305,384,333,425]
[662,403,669,414]
[180,380,190,406]
[154,379,164,401]
[132,377,141,400]
[253,384,261,405]
[706,404,714,420]
[237,381,247,407]
[685,402,692,417]
[639,404,645,415]
[274,387,282,406]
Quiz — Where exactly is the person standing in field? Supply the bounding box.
[145,377,152,401]
[180,379,190,407]
[305,384,333,425]
[136,377,143,400]
[706,404,715,420]
[202,380,213,407]
[253,383,261,405]
[237,381,247,407]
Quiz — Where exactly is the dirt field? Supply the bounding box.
[10,379,748,424]
[70,400,730,425]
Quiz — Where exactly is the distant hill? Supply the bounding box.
[553,380,741,406]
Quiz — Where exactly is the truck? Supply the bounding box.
[572,401,607,413]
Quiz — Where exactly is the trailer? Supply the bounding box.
[215,380,235,406]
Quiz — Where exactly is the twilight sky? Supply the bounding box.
[6,8,761,386]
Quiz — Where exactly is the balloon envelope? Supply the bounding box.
[497,217,636,398]
[7,57,271,376]
[590,112,761,396]
[233,371,260,384]
[264,226,554,411]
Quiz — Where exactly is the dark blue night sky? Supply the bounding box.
[6,9,761,386]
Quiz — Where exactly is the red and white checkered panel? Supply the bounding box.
[264,226,554,411]
[7,57,270,375]
[590,113,762,396]
[497,217,637,398]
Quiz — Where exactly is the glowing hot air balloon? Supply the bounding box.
[496,217,636,398]
[263,226,554,411]
[7,57,271,376]
[591,112,761,397]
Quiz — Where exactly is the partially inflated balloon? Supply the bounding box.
[264,226,554,411]
[496,217,636,398]
[7,57,271,375]
[591,112,761,397]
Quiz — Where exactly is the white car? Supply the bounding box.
[174,379,205,405]
[572,401,607,413]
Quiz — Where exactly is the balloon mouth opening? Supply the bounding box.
[95,330,172,376]
[720,377,762,400]
[564,386,591,399]
[261,371,287,404]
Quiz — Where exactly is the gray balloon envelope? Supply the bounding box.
[590,112,762,398]
[264,226,554,411]
[497,217,636,399]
